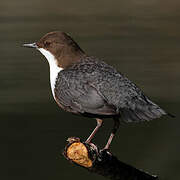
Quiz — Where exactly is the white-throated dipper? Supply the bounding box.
[23,31,173,149]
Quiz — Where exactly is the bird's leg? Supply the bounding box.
[85,118,103,143]
[103,117,120,150]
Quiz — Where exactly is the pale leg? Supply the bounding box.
[103,117,120,150]
[85,118,103,143]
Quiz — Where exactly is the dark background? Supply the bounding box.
[1,0,180,180]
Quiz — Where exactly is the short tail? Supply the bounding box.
[120,98,174,123]
[167,113,175,118]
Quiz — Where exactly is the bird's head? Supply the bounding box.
[23,31,85,68]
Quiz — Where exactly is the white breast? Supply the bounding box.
[38,48,63,98]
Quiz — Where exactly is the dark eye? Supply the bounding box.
[44,41,51,47]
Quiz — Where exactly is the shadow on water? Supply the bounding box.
[1,0,180,180]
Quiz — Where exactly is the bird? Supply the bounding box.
[23,31,173,150]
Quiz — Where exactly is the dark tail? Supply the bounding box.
[167,113,175,118]
[120,98,174,123]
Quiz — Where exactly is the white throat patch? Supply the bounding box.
[38,48,63,98]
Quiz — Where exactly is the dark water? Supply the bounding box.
[1,0,180,180]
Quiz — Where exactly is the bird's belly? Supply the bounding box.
[54,96,80,115]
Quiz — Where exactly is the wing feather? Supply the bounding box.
[54,57,167,121]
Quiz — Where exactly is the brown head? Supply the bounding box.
[23,31,85,69]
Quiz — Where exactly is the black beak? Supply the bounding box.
[23,42,38,48]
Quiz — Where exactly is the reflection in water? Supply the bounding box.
[1,0,180,180]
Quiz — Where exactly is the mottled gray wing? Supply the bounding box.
[95,73,167,122]
[55,57,167,122]
[54,71,116,116]
[97,74,167,122]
